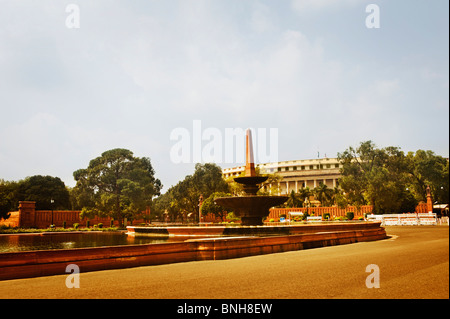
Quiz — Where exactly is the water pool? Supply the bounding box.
[0,232,174,253]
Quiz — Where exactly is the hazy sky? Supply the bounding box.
[0,0,448,192]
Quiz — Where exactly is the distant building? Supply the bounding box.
[222,157,342,195]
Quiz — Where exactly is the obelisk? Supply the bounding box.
[214,127,288,225]
[244,129,256,177]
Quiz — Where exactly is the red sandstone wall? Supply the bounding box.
[0,211,20,227]
[2,201,431,227]
[267,205,373,221]
[267,203,429,221]
[30,210,148,228]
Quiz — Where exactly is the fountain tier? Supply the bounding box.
[215,129,288,226]
[215,195,288,226]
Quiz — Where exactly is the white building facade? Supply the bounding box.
[222,158,342,195]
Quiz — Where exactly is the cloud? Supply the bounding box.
[291,0,362,14]
[0,0,448,191]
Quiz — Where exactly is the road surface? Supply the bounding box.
[0,226,448,299]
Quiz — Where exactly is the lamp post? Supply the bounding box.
[50,199,54,228]
[198,194,203,225]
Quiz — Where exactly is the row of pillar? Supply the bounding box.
[266,179,338,194]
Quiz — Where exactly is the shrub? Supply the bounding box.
[98,223,103,228]
[323,213,330,220]
[73,223,79,230]
[346,212,354,220]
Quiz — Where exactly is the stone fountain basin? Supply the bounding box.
[215,195,288,225]
[233,176,268,185]
[215,195,288,211]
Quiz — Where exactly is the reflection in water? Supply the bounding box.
[0,232,171,253]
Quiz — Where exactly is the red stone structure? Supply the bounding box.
[266,202,430,221]
[426,185,433,213]
[0,200,432,228]
[0,201,148,228]
[1,221,386,281]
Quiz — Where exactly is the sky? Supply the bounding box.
[0,0,448,192]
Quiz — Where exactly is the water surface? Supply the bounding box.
[0,232,172,253]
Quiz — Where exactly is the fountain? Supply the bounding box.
[214,129,288,226]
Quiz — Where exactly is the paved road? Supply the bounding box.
[0,226,448,299]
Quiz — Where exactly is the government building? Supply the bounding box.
[222,157,342,195]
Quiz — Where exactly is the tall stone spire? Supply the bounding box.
[244,129,256,177]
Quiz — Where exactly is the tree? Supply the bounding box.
[338,141,419,214]
[0,179,18,220]
[200,191,231,221]
[312,183,334,207]
[297,187,312,207]
[259,171,283,195]
[72,148,162,226]
[405,150,449,204]
[15,175,70,210]
[154,163,229,223]
[285,190,302,208]
[151,187,180,222]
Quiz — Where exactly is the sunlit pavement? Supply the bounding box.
[0,226,448,299]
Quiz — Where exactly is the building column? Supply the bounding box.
[286,181,289,194]
[295,180,298,192]
[333,179,336,188]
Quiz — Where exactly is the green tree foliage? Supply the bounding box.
[16,175,70,210]
[285,190,302,208]
[0,179,18,219]
[200,191,231,221]
[312,183,334,207]
[1,175,70,219]
[153,163,229,222]
[283,187,311,208]
[72,148,162,225]
[405,150,449,204]
[336,141,449,214]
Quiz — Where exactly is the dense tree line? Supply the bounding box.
[1,143,448,223]
[0,175,70,220]
[337,141,448,214]
[152,163,230,222]
[283,142,448,214]
[0,149,162,225]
